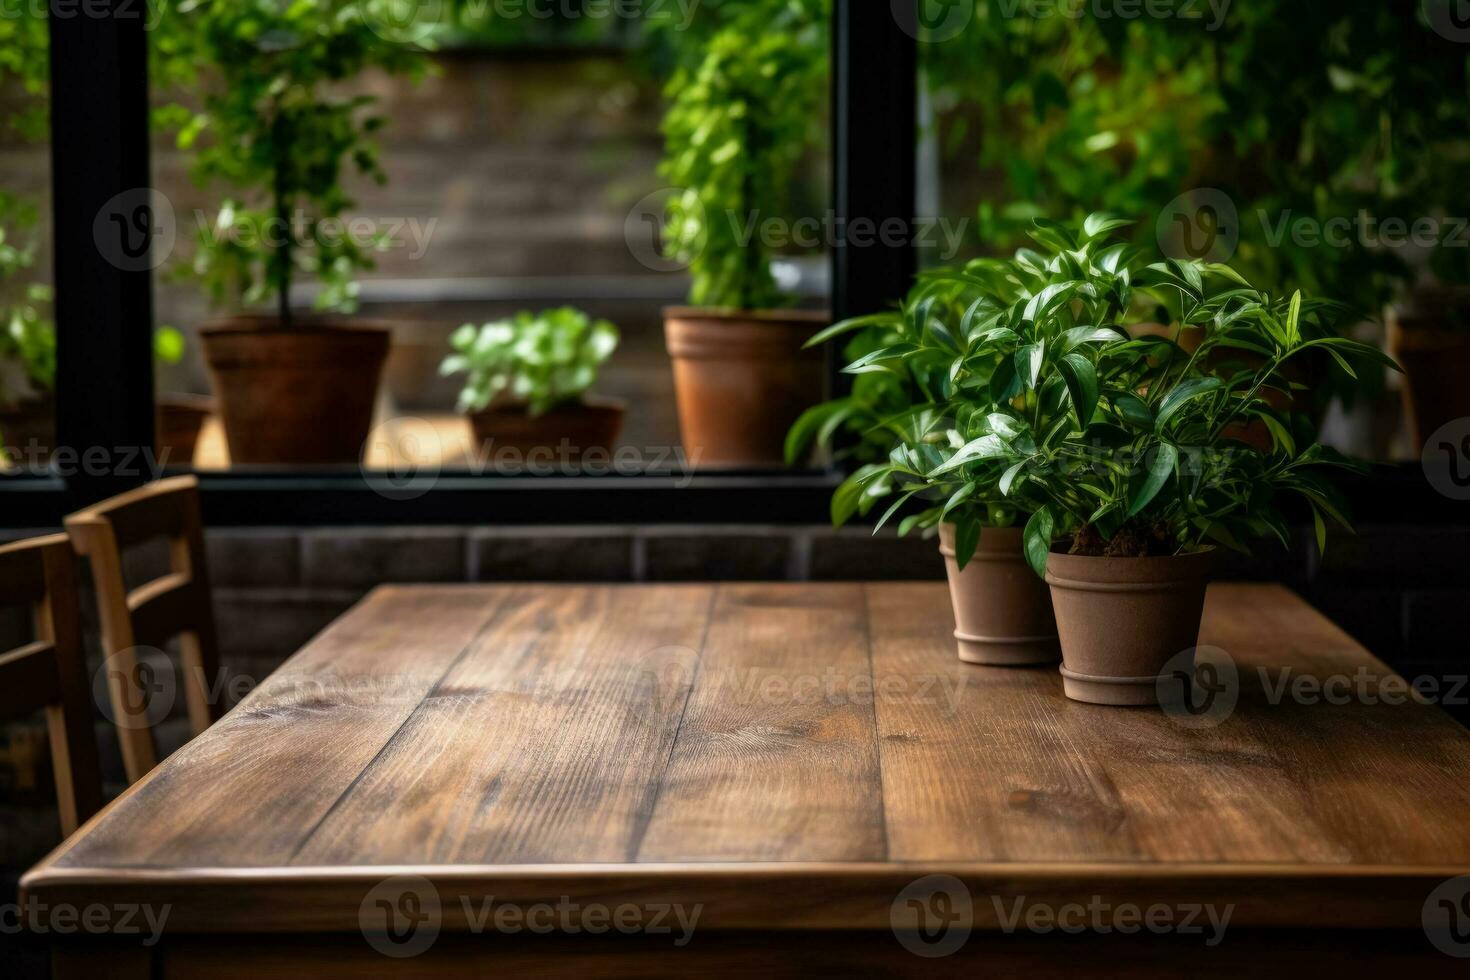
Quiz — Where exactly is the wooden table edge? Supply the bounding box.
[22,861,1470,933]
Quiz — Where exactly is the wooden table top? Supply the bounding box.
[23,582,1470,933]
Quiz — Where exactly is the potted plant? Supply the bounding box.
[169,1,422,465]
[440,307,623,462]
[830,215,1396,698]
[657,15,828,468]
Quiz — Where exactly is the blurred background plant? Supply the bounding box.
[154,0,427,325]
[442,307,620,417]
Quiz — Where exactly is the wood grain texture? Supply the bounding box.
[293,585,712,865]
[0,534,103,835]
[635,583,885,862]
[65,475,223,783]
[22,582,1470,943]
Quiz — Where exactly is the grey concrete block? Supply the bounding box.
[642,528,795,582]
[213,587,363,680]
[470,527,635,582]
[206,529,300,588]
[301,528,467,589]
[809,528,945,582]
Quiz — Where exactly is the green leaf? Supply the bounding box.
[1127,443,1178,517]
[954,518,982,571]
[1023,507,1054,579]
[1156,377,1223,430]
[873,490,919,534]
[1285,290,1302,345]
[1259,413,1296,455]
[1015,342,1044,390]
[929,435,1010,475]
[1112,392,1153,428]
[999,460,1027,497]
[1057,353,1099,428]
[1083,212,1132,240]
[941,481,978,520]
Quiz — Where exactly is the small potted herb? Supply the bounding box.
[441,307,623,461]
[831,214,1396,701]
[171,1,422,465]
[658,16,828,467]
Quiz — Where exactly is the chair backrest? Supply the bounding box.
[65,475,221,784]
[0,534,103,835]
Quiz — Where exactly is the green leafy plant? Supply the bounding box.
[823,213,1397,575]
[441,307,620,417]
[160,0,424,326]
[657,2,827,309]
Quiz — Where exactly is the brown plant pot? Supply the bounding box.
[0,394,56,458]
[1045,549,1214,706]
[156,394,212,467]
[939,524,1059,666]
[468,396,627,464]
[664,308,827,468]
[1390,317,1470,449]
[200,316,391,465]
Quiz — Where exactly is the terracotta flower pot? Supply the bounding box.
[1045,549,1214,706]
[664,307,827,468]
[1389,299,1470,448]
[200,316,391,466]
[156,394,212,467]
[468,396,627,467]
[939,524,1059,666]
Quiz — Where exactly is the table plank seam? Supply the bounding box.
[626,584,721,863]
[860,584,892,864]
[283,588,522,863]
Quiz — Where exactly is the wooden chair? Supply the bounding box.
[0,535,103,835]
[65,475,221,784]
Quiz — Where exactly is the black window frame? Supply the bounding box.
[2,2,1449,528]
